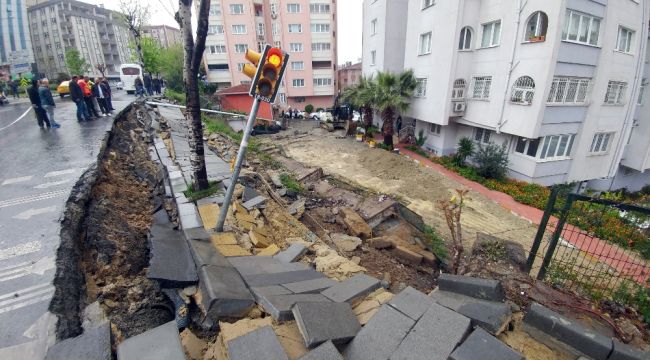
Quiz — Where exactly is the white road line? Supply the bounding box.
[0,261,32,273]
[0,282,52,302]
[0,107,32,133]
[33,179,72,189]
[0,257,55,282]
[0,286,54,307]
[0,241,42,262]
[1,176,33,186]
[0,189,67,208]
[0,289,54,315]
[44,168,79,178]
[11,206,58,220]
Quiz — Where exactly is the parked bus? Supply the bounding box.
[119,63,142,94]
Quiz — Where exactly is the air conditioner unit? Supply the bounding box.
[453,101,466,113]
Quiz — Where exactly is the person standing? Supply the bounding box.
[102,78,115,111]
[152,77,161,95]
[134,76,144,97]
[70,75,90,122]
[39,79,61,128]
[143,73,153,96]
[27,79,51,128]
[11,79,19,99]
[79,76,100,118]
[93,77,109,116]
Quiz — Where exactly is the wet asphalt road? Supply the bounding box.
[0,91,133,358]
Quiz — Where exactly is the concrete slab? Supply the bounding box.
[227,326,289,360]
[258,294,331,321]
[243,196,267,211]
[244,269,325,287]
[186,238,231,268]
[274,243,308,263]
[258,244,281,256]
[449,328,524,360]
[388,286,434,321]
[179,211,203,230]
[437,274,505,302]
[609,340,649,360]
[283,278,338,294]
[429,289,511,334]
[243,187,260,202]
[237,262,310,276]
[148,221,198,288]
[321,274,381,303]
[355,196,397,229]
[389,302,471,360]
[198,265,255,320]
[343,305,415,360]
[45,322,111,360]
[116,321,184,360]
[228,255,275,267]
[183,226,212,241]
[297,341,343,360]
[292,302,361,348]
[198,203,220,230]
[251,285,294,301]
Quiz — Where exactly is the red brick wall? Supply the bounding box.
[219,94,273,120]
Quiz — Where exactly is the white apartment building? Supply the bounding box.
[201,0,337,109]
[142,25,182,49]
[364,0,650,191]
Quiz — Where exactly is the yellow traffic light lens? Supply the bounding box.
[268,54,281,67]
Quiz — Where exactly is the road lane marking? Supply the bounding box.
[33,179,72,189]
[1,176,33,186]
[0,107,32,133]
[44,168,79,178]
[0,282,52,301]
[0,241,42,261]
[0,189,67,208]
[12,206,58,220]
[0,284,54,315]
[0,257,55,282]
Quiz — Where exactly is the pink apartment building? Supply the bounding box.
[202,0,337,109]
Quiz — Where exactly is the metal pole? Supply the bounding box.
[215,98,261,232]
[537,194,574,280]
[145,101,248,118]
[525,188,559,273]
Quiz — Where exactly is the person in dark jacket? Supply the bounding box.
[39,79,60,128]
[134,76,144,97]
[143,73,153,96]
[102,78,115,111]
[11,79,19,98]
[92,77,109,116]
[152,77,161,95]
[27,79,51,128]
[69,75,90,122]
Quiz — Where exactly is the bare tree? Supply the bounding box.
[438,189,469,274]
[95,63,107,78]
[119,0,150,72]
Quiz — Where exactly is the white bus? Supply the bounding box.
[119,63,142,94]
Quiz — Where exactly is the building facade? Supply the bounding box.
[337,61,361,93]
[142,25,182,49]
[1,0,36,77]
[364,0,650,190]
[201,0,337,109]
[27,0,133,78]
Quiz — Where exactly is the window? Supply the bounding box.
[208,25,224,34]
[311,42,331,51]
[604,81,628,105]
[272,23,280,35]
[234,44,248,53]
[418,32,432,55]
[279,93,286,103]
[510,76,535,104]
[288,24,302,33]
[474,128,492,144]
[525,11,548,41]
[209,2,221,16]
[237,63,245,71]
[539,134,575,160]
[310,3,330,14]
[313,77,332,87]
[370,50,376,65]
[287,4,300,13]
[270,3,278,14]
[290,43,303,52]
[371,19,377,35]
[590,132,614,154]
[547,77,591,104]
[291,61,304,70]
[452,79,466,99]
[616,26,634,53]
[311,23,330,33]
[514,137,542,157]
[459,27,472,50]
[481,21,501,47]
[257,42,264,52]
[257,23,265,36]
[292,79,305,87]
[207,64,229,71]
[230,4,244,14]
[274,41,281,48]
[430,123,441,135]
[415,78,427,97]
[241,80,251,85]
[562,10,600,46]
[209,45,226,54]
[471,76,492,100]
[232,25,246,34]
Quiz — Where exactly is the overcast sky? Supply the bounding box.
[86,0,362,65]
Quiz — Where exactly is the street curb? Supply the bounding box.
[437,274,505,302]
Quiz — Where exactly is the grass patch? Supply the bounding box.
[423,225,448,261]
[183,180,222,202]
[280,173,303,193]
[164,88,186,105]
[258,152,282,169]
[405,145,429,158]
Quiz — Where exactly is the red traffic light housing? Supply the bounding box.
[241,45,289,103]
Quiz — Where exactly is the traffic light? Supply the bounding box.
[242,44,289,103]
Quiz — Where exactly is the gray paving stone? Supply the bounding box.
[183,227,211,241]
[186,238,231,268]
[238,262,310,276]
[179,212,203,230]
[244,269,325,287]
[283,278,338,294]
[343,305,415,360]
[523,302,612,360]
[117,321,184,360]
[274,243,308,263]
[293,302,361,348]
[388,286,434,320]
[228,256,275,268]
[148,216,198,288]
[243,196,267,211]
[321,274,381,303]
[437,274,505,302]
[449,328,524,360]
[198,265,255,320]
[609,340,649,360]
[389,302,471,360]
[251,285,293,301]
[45,322,111,360]
[429,289,511,334]
[258,294,331,321]
[298,341,343,360]
[243,187,260,202]
[227,326,289,360]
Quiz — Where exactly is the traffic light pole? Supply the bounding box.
[215,97,261,232]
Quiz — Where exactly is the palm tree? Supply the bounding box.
[341,76,376,129]
[374,70,417,146]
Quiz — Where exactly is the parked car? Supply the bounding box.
[115,81,124,90]
[56,81,70,98]
[352,111,361,122]
[251,123,282,136]
[310,110,333,122]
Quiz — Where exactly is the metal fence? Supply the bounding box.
[525,190,650,301]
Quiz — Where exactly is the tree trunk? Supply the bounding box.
[363,105,373,129]
[381,107,394,145]
[179,0,209,191]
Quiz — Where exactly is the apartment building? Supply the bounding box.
[1,0,36,76]
[337,61,362,93]
[27,0,133,78]
[142,25,182,49]
[364,0,650,190]
[201,0,337,109]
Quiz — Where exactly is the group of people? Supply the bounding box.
[134,74,163,97]
[282,108,302,119]
[69,76,115,123]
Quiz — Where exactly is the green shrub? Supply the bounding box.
[316,107,324,112]
[405,145,428,158]
[454,137,474,166]
[304,104,314,113]
[280,173,303,193]
[416,129,428,147]
[183,180,222,201]
[164,88,186,105]
[378,142,393,151]
[473,143,509,180]
[423,225,448,261]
